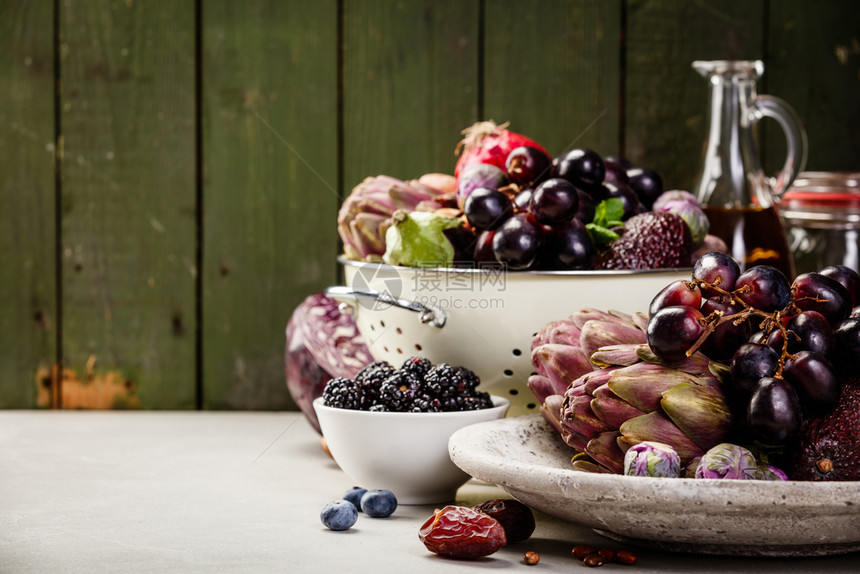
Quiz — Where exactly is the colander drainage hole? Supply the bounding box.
[396,327,402,334]
[509,389,519,396]
[526,403,536,409]
[380,320,386,328]
[512,348,522,356]
[503,369,513,377]
[414,343,423,351]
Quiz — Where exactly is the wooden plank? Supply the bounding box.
[201,1,339,409]
[59,1,196,409]
[343,0,480,183]
[484,0,622,160]
[625,0,764,191]
[766,0,860,173]
[0,1,56,408]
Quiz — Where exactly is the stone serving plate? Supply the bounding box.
[449,414,860,557]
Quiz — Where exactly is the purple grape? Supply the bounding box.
[792,272,853,326]
[473,230,496,263]
[506,146,552,187]
[819,265,860,307]
[463,187,514,231]
[552,148,605,190]
[646,306,706,362]
[700,297,751,362]
[747,377,801,445]
[530,178,579,226]
[734,265,791,312]
[782,350,841,416]
[832,317,860,374]
[601,181,640,220]
[547,219,596,270]
[603,160,630,186]
[692,252,741,297]
[604,155,633,170]
[491,213,544,270]
[626,167,664,209]
[784,310,833,357]
[513,189,533,211]
[574,189,595,224]
[648,280,702,317]
[729,343,779,398]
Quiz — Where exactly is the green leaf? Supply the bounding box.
[591,198,626,228]
[586,223,620,246]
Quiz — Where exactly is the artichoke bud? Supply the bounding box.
[623,441,681,478]
[607,365,693,412]
[580,320,647,363]
[586,431,625,474]
[590,383,647,429]
[660,382,732,452]
[531,344,593,394]
[619,412,705,464]
[589,344,645,368]
[756,464,789,481]
[382,210,462,267]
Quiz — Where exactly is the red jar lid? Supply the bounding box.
[782,172,860,209]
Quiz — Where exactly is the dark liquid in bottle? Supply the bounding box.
[703,205,796,279]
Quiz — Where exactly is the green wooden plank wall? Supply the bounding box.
[2,0,859,409]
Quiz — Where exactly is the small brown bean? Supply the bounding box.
[572,545,597,560]
[583,552,605,567]
[598,548,616,562]
[523,551,540,565]
[615,549,638,565]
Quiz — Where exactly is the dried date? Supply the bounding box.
[473,498,535,543]
[418,505,507,559]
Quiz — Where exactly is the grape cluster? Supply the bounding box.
[454,147,664,271]
[322,357,493,413]
[647,253,860,447]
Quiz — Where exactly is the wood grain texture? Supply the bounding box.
[625,0,764,191]
[484,0,622,159]
[201,0,339,409]
[0,1,56,407]
[766,1,860,173]
[343,0,480,184]
[59,1,196,409]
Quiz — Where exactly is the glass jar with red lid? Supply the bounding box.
[781,172,860,274]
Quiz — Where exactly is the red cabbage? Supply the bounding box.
[285,293,374,433]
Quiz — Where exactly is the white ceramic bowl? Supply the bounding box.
[449,414,860,557]
[313,396,509,505]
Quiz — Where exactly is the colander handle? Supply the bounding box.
[324,286,447,328]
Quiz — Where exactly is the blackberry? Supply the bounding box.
[464,392,493,410]
[425,363,467,399]
[378,371,421,411]
[368,404,389,412]
[457,366,481,393]
[322,377,363,410]
[400,356,433,380]
[354,361,396,408]
[410,394,442,413]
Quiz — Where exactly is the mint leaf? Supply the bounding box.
[586,223,620,246]
[591,198,625,229]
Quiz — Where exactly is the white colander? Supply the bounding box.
[327,257,690,415]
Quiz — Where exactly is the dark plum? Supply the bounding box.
[464,187,514,231]
[473,230,496,264]
[552,148,605,190]
[648,280,702,317]
[601,182,640,220]
[792,272,853,326]
[492,213,544,270]
[506,146,552,187]
[646,306,706,362]
[747,377,802,445]
[513,189,533,212]
[530,178,579,226]
[603,160,630,186]
[729,343,779,398]
[700,298,751,362]
[626,167,664,209]
[784,310,833,357]
[820,264,860,307]
[734,265,791,312]
[574,189,595,224]
[547,219,596,270]
[832,317,860,374]
[782,351,841,416]
[692,252,741,297]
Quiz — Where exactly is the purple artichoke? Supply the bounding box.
[695,443,759,479]
[624,441,681,478]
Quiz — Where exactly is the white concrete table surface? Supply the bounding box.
[1,410,857,573]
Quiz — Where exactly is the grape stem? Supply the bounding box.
[685,276,822,378]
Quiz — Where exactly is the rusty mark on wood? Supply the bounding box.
[35,356,140,409]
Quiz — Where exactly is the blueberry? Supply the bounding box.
[360,489,397,518]
[320,500,358,531]
[344,486,367,509]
